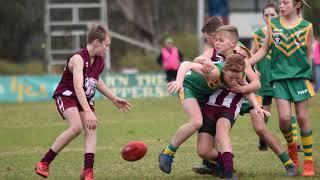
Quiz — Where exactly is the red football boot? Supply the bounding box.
[35,162,49,178]
[80,168,94,180]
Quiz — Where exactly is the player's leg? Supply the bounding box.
[35,105,83,178]
[215,117,234,179]
[291,78,316,176]
[258,95,272,151]
[273,80,300,168]
[249,109,297,176]
[192,116,222,176]
[290,105,300,151]
[159,98,203,174]
[295,100,315,176]
[79,110,96,180]
[275,99,299,168]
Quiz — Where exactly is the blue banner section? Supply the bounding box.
[0,73,169,102]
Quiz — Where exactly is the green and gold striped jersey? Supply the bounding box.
[183,61,226,96]
[268,16,312,82]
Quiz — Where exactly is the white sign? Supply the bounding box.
[230,12,265,38]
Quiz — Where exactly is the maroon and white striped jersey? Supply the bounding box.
[206,88,244,117]
[53,48,105,106]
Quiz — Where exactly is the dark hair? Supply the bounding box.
[224,54,246,73]
[201,16,223,33]
[293,0,306,15]
[215,25,239,43]
[263,2,279,15]
[87,24,110,44]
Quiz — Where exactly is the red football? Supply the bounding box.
[121,141,147,162]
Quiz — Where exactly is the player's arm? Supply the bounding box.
[175,61,204,82]
[69,55,97,129]
[168,61,207,94]
[243,93,271,117]
[249,27,271,65]
[229,60,261,94]
[69,55,91,112]
[306,24,314,63]
[243,59,261,92]
[193,48,213,64]
[193,48,214,74]
[250,36,258,55]
[97,78,131,112]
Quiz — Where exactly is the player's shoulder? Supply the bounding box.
[270,16,280,24]
[70,54,83,61]
[300,18,312,27]
[69,54,84,68]
[253,27,263,35]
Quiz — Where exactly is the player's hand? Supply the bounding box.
[253,105,271,117]
[167,81,183,94]
[229,83,244,94]
[202,59,214,74]
[83,110,98,130]
[112,97,132,112]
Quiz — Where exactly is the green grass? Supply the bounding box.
[0,96,319,179]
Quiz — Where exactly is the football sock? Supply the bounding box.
[301,130,313,161]
[163,144,177,155]
[281,127,295,146]
[278,151,294,166]
[84,153,95,169]
[222,152,234,178]
[41,148,57,164]
[291,116,298,142]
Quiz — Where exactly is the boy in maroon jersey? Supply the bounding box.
[35,25,131,180]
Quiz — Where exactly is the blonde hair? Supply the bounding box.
[215,25,239,43]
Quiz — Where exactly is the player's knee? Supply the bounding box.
[69,125,82,136]
[278,114,291,122]
[197,148,210,160]
[254,125,266,137]
[191,120,202,129]
[296,113,308,123]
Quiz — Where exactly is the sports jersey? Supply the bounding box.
[268,16,312,82]
[54,48,105,106]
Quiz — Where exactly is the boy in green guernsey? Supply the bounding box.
[251,1,300,152]
[158,25,261,175]
[249,0,315,176]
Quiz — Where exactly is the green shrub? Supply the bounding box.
[116,51,162,72]
[0,60,46,75]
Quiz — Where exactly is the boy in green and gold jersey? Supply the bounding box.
[249,0,315,176]
[251,2,301,152]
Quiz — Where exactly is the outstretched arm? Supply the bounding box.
[243,93,271,117]
[97,78,131,112]
[167,61,204,94]
[175,61,204,83]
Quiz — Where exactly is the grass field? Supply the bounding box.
[0,96,319,179]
